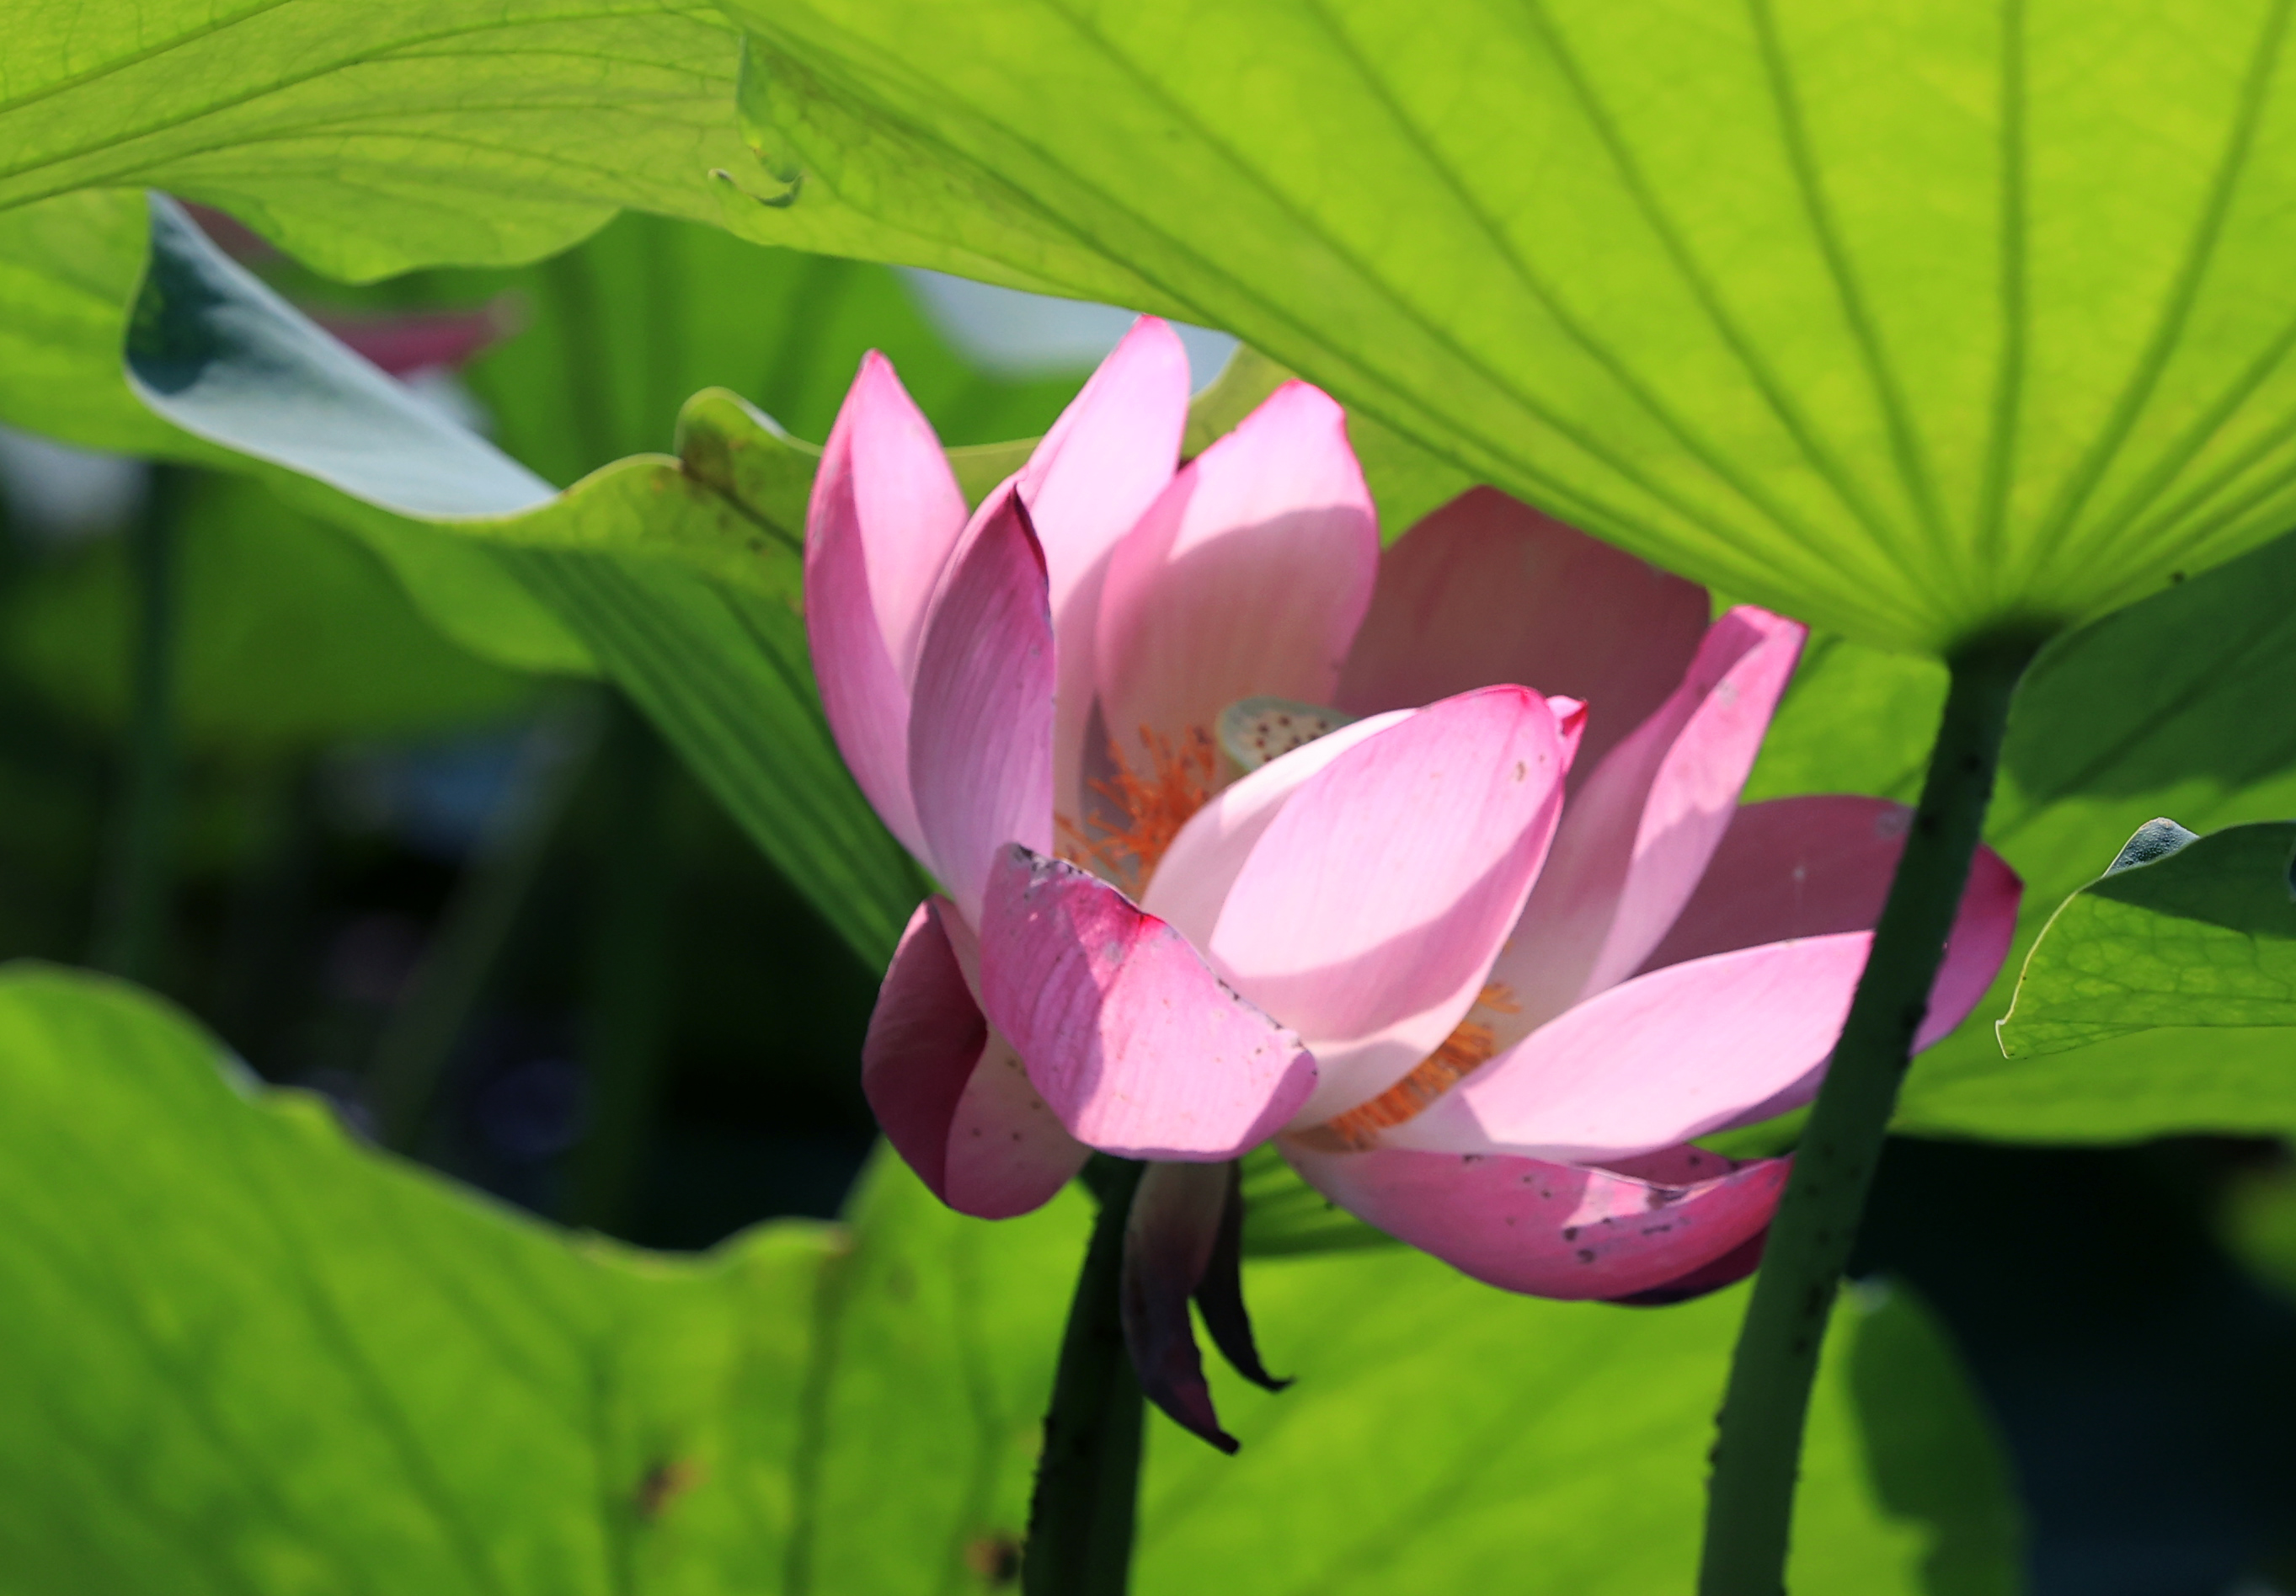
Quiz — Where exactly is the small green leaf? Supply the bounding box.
[1996,819,2296,1058]
[1738,515,2296,1144]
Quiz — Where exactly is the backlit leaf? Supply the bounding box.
[724,0,2296,654]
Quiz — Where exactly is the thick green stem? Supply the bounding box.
[1024,1156,1146,1596]
[1697,634,2039,1596]
[91,467,183,985]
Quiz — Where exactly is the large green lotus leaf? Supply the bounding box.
[1742,520,2296,1141]
[0,962,1078,1594]
[0,963,2015,1593]
[1994,820,2296,1056]
[1,473,531,755]
[0,1,765,282]
[721,0,2296,655]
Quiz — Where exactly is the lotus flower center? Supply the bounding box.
[1058,723,1220,891]
[1056,697,1360,893]
[1318,984,1522,1150]
[1217,696,1358,775]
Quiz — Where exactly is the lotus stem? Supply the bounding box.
[1697,632,2040,1595]
[92,466,184,985]
[1024,1155,1146,1596]
[568,697,677,1231]
[368,689,603,1151]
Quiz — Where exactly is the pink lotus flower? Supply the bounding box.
[809,317,1390,1217]
[807,320,2021,1447]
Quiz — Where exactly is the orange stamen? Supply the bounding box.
[1318,984,1520,1150]
[1056,724,1218,891]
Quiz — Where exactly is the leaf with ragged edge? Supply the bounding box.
[0,964,2017,1593]
[1994,820,2296,1059]
[0,1,763,282]
[1740,519,2296,1143]
[721,0,2296,656]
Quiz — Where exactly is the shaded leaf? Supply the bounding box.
[1136,1252,2019,1594]
[1995,820,2296,1058]
[1236,1142,1396,1258]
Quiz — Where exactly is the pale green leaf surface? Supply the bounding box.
[0,1,761,281]
[0,964,2016,1593]
[0,963,1078,1596]
[724,0,2296,654]
[0,191,189,455]
[1995,820,2296,1056]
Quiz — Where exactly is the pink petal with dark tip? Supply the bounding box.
[1121,1160,1238,1453]
[1608,1230,1768,1305]
[1283,1140,1788,1300]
